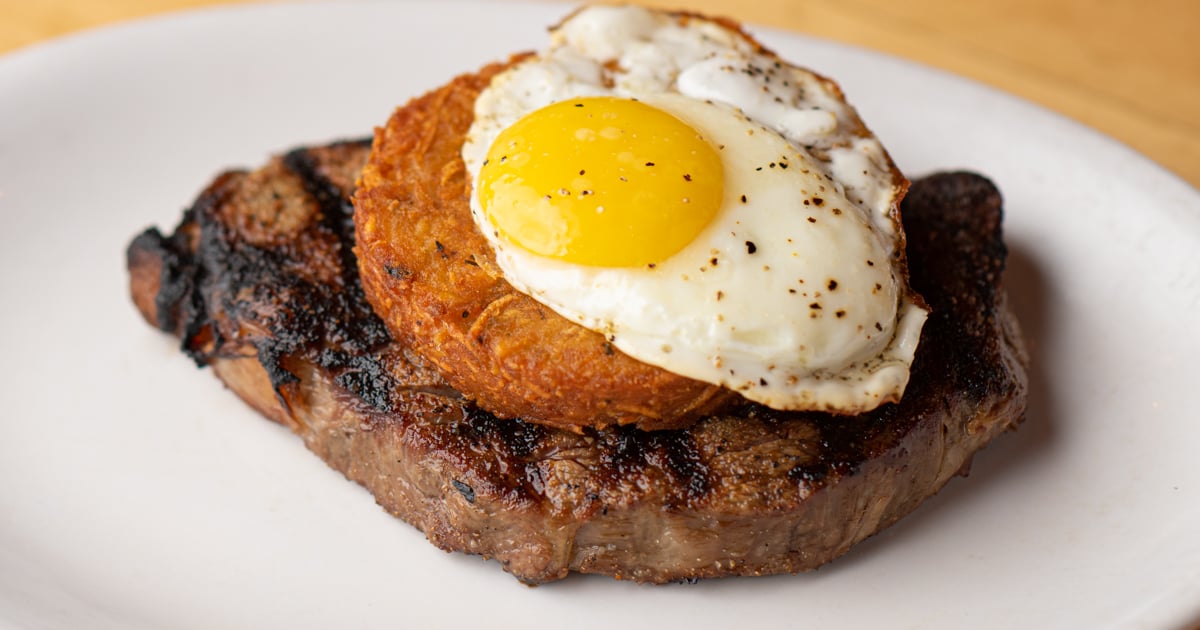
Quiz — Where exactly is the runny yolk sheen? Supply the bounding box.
[476,97,724,267]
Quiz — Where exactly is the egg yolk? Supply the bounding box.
[476,97,724,267]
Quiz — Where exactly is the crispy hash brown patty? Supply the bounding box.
[353,61,735,432]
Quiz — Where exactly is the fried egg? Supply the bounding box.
[461,5,928,413]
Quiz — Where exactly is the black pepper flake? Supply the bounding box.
[461,310,470,319]
[807,217,817,223]
[499,155,507,163]
[683,173,692,181]
[716,290,724,301]
[745,240,757,254]
[874,283,882,291]
[451,480,476,503]
[482,159,490,166]
[579,169,586,175]
[602,341,615,356]
[755,166,763,171]
[809,302,822,310]
[710,257,719,266]
[647,263,656,269]
[769,162,776,168]
[803,199,811,206]
[812,197,825,206]
[836,310,846,318]
[740,194,748,203]
[779,161,789,169]
[434,240,444,252]
[645,161,655,167]
[874,322,884,331]
[759,377,768,386]
[827,279,838,290]
[866,260,875,266]
[832,208,843,215]
[788,288,797,294]
[574,102,584,107]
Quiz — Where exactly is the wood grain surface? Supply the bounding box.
[2,0,1197,189]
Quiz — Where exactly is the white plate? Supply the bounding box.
[2,2,1198,629]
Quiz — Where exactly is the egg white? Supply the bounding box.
[462,6,928,413]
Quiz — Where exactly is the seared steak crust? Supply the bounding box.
[126,140,1026,584]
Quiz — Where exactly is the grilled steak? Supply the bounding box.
[126,140,1027,584]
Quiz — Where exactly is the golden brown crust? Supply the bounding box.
[353,60,733,432]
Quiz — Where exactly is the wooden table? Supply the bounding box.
[1,0,1197,190]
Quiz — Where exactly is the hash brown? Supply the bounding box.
[354,61,736,432]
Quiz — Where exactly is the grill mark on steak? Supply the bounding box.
[126,140,1027,584]
[281,143,363,294]
[459,403,546,460]
[136,139,430,413]
[599,427,711,504]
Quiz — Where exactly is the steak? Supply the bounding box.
[125,139,1027,584]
